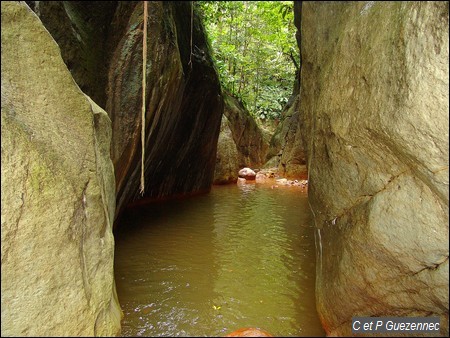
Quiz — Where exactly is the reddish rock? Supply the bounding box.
[225,327,273,337]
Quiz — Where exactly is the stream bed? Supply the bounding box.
[114,182,325,337]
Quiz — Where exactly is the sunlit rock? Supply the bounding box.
[297,2,449,335]
[238,167,257,180]
[255,172,270,182]
[1,2,121,335]
[215,91,269,185]
[214,115,240,185]
[276,178,288,185]
[269,94,307,178]
[223,91,269,168]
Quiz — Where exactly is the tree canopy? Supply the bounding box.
[198,1,299,122]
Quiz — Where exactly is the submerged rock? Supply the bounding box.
[225,327,273,337]
[1,2,121,336]
[297,2,449,335]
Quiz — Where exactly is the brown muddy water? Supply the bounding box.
[114,182,325,337]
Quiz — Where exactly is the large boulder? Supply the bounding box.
[1,2,121,336]
[297,2,448,335]
[238,167,257,181]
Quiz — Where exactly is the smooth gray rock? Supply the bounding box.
[238,167,257,180]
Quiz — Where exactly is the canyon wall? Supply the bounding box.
[297,2,449,335]
[1,2,121,335]
[2,1,224,335]
[271,2,306,178]
[106,2,223,214]
[214,114,240,185]
[268,93,307,178]
[31,1,223,216]
[214,91,269,184]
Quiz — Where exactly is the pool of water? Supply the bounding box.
[114,182,325,337]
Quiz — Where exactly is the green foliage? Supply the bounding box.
[197,1,299,121]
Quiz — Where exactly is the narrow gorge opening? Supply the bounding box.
[2,1,448,337]
[112,1,323,336]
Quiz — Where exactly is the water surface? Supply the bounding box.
[114,182,324,337]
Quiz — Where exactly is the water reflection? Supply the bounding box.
[114,184,324,337]
[211,185,293,335]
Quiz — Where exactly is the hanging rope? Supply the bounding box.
[140,0,148,195]
[188,1,193,68]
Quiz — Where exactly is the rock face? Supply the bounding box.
[214,91,269,184]
[30,2,223,217]
[297,2,449,335]
[265,41,308,179]
[214,115,240,184]
[223,91,269,168]
[105,2,223,215]
[267,3,306,179]
[267,93,307,178]
[24,1,117,107]
[1,2,121,336]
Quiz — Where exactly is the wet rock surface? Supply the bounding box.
[31,2,223,218]
[297,2,449,335]
[106,2,223,216]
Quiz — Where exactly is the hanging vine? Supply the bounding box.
[140,0,148,195]
[188,1,193,68]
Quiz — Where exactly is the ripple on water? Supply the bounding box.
[115,183,325,337]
